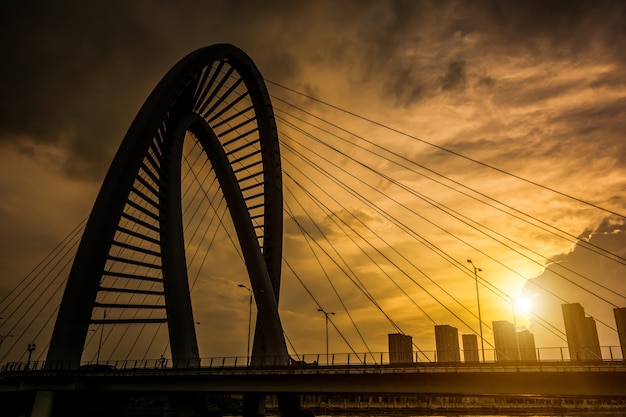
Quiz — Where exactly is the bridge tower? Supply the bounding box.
[37,44,294,416]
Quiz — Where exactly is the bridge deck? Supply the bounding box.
[3,361,626,397]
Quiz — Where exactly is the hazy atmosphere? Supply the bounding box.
[1,1,626,361]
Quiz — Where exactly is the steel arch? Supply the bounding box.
[46,44,287,369]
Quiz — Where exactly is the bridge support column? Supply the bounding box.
[243,393,266,417]
[30,391,54,417]
[277,393,303,416]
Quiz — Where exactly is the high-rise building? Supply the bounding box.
[614,307,626,360]
[435,325,460,362]
[516,330,537,361]
[462,334,479,363]
[562,303,602,361]
[493,320,519,361]
[584,317,602,359]
[388,333,413,364]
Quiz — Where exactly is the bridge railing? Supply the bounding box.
[2,346,623,373]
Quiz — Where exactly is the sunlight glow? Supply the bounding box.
[513,293,537,317]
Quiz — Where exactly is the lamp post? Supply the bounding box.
[317,308,335,365]
[467,259,485,362]
[238,284,253,365]
[97,309,106,364]
[27,343,36,370]
[508,295,520,359]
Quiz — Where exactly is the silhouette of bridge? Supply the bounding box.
[1,44,626,416]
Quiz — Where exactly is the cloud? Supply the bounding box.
[1,0,626,359]
[524,217,626,349]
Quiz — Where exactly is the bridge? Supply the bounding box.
[1,44,626,416]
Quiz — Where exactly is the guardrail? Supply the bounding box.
[2,345,624,373]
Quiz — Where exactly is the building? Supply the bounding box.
[388,333,413,364]
[614,307,626,360]
[462,334,479,363]
[516,330,537,361]
[584,317,602,359]
[562,303,602,361]
[435,325,460,362]
[492,320,519,362]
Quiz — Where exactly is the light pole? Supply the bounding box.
[238,284,253,365]
[508,295,520,360]
[467,259,485,362]
[97,309,106,364]
[27,343,36,370]
[317,308,335,365]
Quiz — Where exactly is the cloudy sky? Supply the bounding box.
[1,1,626,362]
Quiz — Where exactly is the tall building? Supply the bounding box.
[562,303,602,361]
[584,317,602,359]
[435,325,460,362]
[516,330,537,361]
[614,307,626,360]
[388,333,413,364]
[493,320,519,361]
[462,334,479,363]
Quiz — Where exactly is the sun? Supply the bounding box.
[513,293,538,321]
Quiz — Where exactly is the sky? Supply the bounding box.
[1,1,626,362]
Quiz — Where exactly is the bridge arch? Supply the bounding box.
[46,44,287,369]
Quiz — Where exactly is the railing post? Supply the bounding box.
[332,353,335,366]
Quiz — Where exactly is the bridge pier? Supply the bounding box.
[243,393,266,417]
[30,390,54,417]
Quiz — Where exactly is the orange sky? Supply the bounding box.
[1,1,626,363]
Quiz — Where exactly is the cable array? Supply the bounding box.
[1,80,625,366]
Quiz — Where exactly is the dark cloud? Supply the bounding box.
[461,0,626,60]
[439,60,467,92]
[2,0,625,178]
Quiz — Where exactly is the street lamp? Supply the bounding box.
[238,284,253,365]
[508,295,520,359]
[27,343,36,370]
[467,259,485,362]
[317,308,335,365]
[97,309,106,364]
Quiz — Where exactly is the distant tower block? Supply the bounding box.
[493,320,519,362]
[516,330,537,361]
[435,325,460,362]
[614,307,626,360]
[562,303,602,361]
[584,317,602,360]
[462,334,479,363]
[388,333,413,364]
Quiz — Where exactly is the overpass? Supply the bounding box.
[3,358,626,397]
